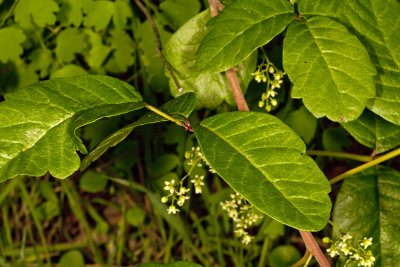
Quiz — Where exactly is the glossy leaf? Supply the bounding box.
[195,112,331,231]
[164,11,256,109]
[80,93,197,170]
[332,167,400,266]
[197,0,294,72]
[0,28,26,64]
[0,75,144,180]
[283,16,376,122]
[299,0,400,125]
[342,110,400,153]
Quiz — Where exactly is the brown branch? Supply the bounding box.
[207,1,330,266]
[133,0,183,93]
[300,231,330,267]
[208,0,249,111]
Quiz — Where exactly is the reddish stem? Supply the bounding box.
[207,1,330,266]
[300,231,330,267]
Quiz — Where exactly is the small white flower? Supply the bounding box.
[327,246,339,258]
[361,237,373,249]
[242,234,253,245]
[164,180,176,194]
[161,196,169,203]
[167,205,179,214]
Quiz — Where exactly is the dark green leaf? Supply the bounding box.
[299,0,400,125]
[342,110,400,153]
[268,245,301,267]
[283,16,376,122]
[79,170,108,193]
[164,11,256,109]
[197,0,294,72]
[80,93,197,171]
[284,106,317,144]
[332,166,400,266]
[195,112,331,231]
[0,75,144,180]
[159,0,201,30]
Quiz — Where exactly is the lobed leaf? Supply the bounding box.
[164,11,256,109]
[0,75,144,180]
[342,110,400,154]
[332,167,400,266]
[55,28,87,63]
[298,0,400,125]
[283,16,376,122]
[197,0,294,72]
[80,93,197,171]
[195,112,331,231]
[14,0,59,28]
[0,27,26,63]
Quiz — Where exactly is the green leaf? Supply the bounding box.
[59,250,84,267]
[332,166,400,266]
[58,0,89,26]
[197,0,294,72]
[0,75,144,180]
[342,110,400,154]
[126,207,145,227]
[283,16,376,122]
[56,28,87,63]
[85,30,111,70]
[284,106,317,144]
[83,0,132,31]
[159,0,201,30]
[105,29,135,73]
[268,245,301,267]
[50,64,87,78]
[80,92,196,170]
[322,127,351,151]
[164,11,257,109]
[148,154,180,177]
[299,0,400,125]
[79,170,108,193]
[195,112,331,231]
[83,0,113,31]
[0,28,26,64]
[14,0,59,28]
[29,48,53,78]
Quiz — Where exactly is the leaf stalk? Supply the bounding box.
[330,147,400,184]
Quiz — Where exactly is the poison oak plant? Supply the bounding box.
[0,0,399,266]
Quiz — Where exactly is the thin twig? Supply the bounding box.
[133,0,183,93]
[207,1,330,265]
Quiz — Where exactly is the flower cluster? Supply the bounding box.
[162,147,212,214]
[323,234,376,266]
[220,192,263,245]
[252,59,285,112]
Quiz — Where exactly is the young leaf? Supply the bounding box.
[83,0,113,31]
[0,75,144,180]
[14,0,59,28]
[105,29,135,73]
[332,167,400,266]
[80,92,197,170]
[342,110,400,154]
[58,0,88,26]
[195,112,331,231]
[0,28,26,64]
[164,11,256,109]
[197,0,294,72]
[55,28,87,63]
[299,0,400,125]
[283,16,376,122]
[159,0,201,30]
